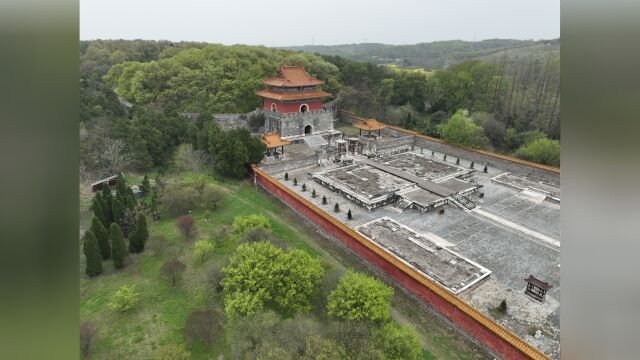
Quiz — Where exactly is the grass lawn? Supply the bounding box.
[80,172,489,359]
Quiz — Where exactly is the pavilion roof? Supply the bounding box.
[255,89,331,101]
[261,132,292,148]
[261,65,325,87]
[524,275,552,290]
[353,118,387,131]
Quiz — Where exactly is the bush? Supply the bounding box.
[194,239,216,263]
[322,196,327,205]
[301,183,307,192]
[232,213,271,235]
[334,203,340,213]
[80,321,97,358]
[293,178,298,186]
[184,308,224,347]
[347,209,353,220]
[108,285,139,313]
[284,172,289,181]
[375,323,422,360]
[312,189,317,198]
[515,137,560,167]
[327,271,393,322]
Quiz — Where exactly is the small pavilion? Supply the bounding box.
[354,118,387,138]
[524,275,552,302]
[261,132,292,157]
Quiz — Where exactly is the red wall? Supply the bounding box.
[263,99,324,113]
[253,168,548,360]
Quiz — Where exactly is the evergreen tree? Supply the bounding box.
[293,178,298,186]
[334,203,340,213]
[483,165,488,173]
[129,214,149,253]
[456,157,460,165]
[111,197,124,225]
[322,196,327,205]
[110,223,127,269]
[83,230,103,277]
[444,154,447,161]
[101,186,113,224]
[116,173,127,198]
[126,186,137,209]
[301,183,307,192]
[470,161,475,169]
[90,216,111,260]
[312,189,317,198]
[91,196,108,228]
[140,175,151,194]
[284,172,289,181]
[347,209,353,220]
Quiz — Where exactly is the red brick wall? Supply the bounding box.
[263,99,324,113]
[253,168,548,360]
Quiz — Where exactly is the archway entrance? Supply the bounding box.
[271,103,277,112]
[304,125,312,135]
[300,104,309,113]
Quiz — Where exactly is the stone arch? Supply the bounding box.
[304,124,312,135]
[300,103,309,113]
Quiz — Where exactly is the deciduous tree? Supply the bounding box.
[327,271,393,322]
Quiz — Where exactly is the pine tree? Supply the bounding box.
[347,209,353,220]
[483,165,488,173]
[312,189,317,198]
[116,173,127,198]
[92,196,108,228]
[126,187,137,209]
[83,230,103,277]
[91,216,111,260]
[456,157,460,165]
[101,186,113,224]
[444,154,447,161]
[334,203,340,213]
[140,175,151,194]
[470,161,475,169]
[112,197,124,225]
[284,172,289,181]
[322,196,327,205]
[301,183,307,192]
[293,178,298,186]
[110,223,127,269]
[431,149,435,156]
[129,214,149,253]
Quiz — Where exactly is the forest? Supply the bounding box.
[80,38,559,182]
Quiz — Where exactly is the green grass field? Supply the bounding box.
[80,172,488,359]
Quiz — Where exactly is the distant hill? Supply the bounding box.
[285,38,560,70]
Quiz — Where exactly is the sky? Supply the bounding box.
[80,0,559,46]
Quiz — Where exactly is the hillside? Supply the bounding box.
[285,38,560,70]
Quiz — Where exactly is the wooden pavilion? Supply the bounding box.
[353,118,387,138]
[524,275,552,302]
[261,132,292,157]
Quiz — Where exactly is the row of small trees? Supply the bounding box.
[83,174,149,277]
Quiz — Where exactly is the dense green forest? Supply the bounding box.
[80,39,560,181]
[285,38,560,70]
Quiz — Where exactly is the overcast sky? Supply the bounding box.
[80,0,559,46]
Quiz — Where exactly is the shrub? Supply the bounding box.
[284,172,289,181]
[161,259,186,287]
[327,271,393,322]
[184,308,224,347]
[470,161,474,169]
[322,196,327,205]
[80,321,97,358]
[483,164,488,173]
[177,215,195,240]
[498,299,507,314]
[301,183,307,192]
[347,209,353,220]
[232,213,271,235]
[456,157,460,165]
[293,178,298,186]
[311,189,317,198]
[108,285,138,313]
[194,240,216,263]
[334,203,340,213]
[515,137,560,167]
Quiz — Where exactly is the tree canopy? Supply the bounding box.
[327,271,394,322]
[221,242,324,317]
